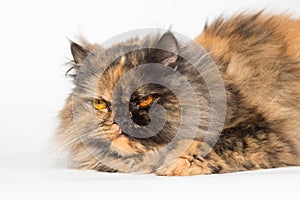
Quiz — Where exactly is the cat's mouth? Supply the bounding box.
[115,129,132,140]
[110,129,143,155]
[110,124,132,140]
[118,132,131,139]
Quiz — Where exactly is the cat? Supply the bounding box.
[57,12,300,176]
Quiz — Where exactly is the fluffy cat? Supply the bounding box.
[57,12,300,175]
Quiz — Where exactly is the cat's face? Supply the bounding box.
[60,32,210,172]
[84,55,181,155]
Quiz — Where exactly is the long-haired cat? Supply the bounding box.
[57,12,300,175]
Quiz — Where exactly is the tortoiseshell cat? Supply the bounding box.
[57,12,300,175]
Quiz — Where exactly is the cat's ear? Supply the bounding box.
[70,41,89,64]
[154,31,179,66]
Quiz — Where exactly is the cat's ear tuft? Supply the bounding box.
[70,41,89,64]
[154,31,179,66]
[156,31,179,53]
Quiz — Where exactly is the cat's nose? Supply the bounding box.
[114,117,129,128]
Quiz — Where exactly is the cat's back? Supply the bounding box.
[196,12,300,153]
[196,12,300,62]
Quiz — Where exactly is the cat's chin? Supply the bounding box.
[109,131,147,156]
[110,134,132,153]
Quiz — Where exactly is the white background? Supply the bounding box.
[0,0,299,199]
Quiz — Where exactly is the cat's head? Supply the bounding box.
[59,32,210,172]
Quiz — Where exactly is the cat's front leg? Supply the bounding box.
[156,154,211,176]
[155,140,226,176]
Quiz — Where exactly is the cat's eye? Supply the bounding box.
[93,99,107,110]
[139,95,154,107]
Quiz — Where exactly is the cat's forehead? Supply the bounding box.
[77,33,178,100]
[93,53,175,101]
[95,54,145,101]
[96,60,126,101]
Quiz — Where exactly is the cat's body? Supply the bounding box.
[57,12,300,175]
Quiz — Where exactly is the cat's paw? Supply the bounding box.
[155,156,212,176]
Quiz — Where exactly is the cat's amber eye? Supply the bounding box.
[139,95,154,107]
[93,99,107,110]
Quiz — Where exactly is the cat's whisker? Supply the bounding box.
[56,127,107,161]
[55,132,93,167]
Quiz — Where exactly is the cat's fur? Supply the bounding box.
[57,12,300,175]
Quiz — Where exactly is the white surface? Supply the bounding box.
[0,0,299,199]
[1,156,300,200]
